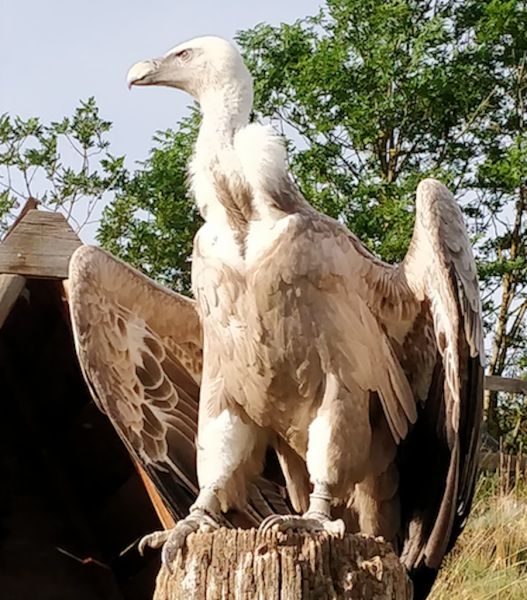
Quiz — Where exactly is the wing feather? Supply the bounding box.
[352,179,483,593]
[68,245,292,524]
[403,180,483,568]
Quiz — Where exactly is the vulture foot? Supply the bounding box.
[138,529,170,554]
[138,509,221,570]
[258,512,345,537]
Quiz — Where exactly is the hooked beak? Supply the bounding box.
[126,58,163,89]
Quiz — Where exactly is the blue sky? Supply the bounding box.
[2,0,321,167]
[1,1,322,240]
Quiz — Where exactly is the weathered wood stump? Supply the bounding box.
[153,529,413,599]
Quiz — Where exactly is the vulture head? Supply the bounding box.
[127,36,253,110]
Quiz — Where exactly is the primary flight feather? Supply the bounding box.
[69,35,483,599]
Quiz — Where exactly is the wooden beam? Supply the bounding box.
[485,375,527,395]
[0,210,81,279]
[5,197,39,235]
[135,462,176,530]
[0,274,26,329]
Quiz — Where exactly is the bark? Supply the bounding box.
[153,529,413,600]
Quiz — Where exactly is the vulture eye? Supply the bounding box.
[174,49,191,61]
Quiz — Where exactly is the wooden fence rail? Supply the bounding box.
[485,375,527,395]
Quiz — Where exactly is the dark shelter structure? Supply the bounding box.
[0,204,163,599]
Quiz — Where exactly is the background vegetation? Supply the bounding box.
[3,1,526,440]
[1,3,527,594]
[431,466,527,599]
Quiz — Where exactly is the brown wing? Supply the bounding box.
[349,179,483,597]
[266,177,482,596]
[397,180,484,597]
[68,245,292,526]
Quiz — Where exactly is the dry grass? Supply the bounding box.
[430,467,527,599]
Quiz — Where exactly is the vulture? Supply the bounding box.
[68,36,483,598]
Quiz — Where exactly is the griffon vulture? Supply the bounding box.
[68,36,483,598]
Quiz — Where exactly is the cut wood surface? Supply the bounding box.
[0,210,81,279]
[153,529,412,600]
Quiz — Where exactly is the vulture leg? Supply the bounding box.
[261,380,367,537]
[150,403,267,567]
[350,399,400,544]
[352,465,400,545]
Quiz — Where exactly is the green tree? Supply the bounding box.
[97,114,200,292]
[0,97,125,235]
[458,0,527,441]
[3,1,526,446]
[238,0,498,261]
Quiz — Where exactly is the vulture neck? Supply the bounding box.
[197,85,252,146]
[193,84,254,226]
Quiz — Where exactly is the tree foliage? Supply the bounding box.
[0,97,125,234]
[97,114,201,292]
[239,0,499,261]
[457,0,527,441]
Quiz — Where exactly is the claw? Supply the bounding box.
[138,529,170,555]
[137,510,222,569]
[160,510,222,571]
[258,513,345,538]
[258,513,298,534]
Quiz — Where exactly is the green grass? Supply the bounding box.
[430,470,527,599]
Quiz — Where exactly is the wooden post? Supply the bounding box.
[153,529,412,600]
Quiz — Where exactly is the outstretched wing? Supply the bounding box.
[68,245,292,526]
[399,180,483,587]
[354,179,484,596]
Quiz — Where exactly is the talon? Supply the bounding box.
[138,529,170,555]
[258,514,289,535]
[160,509,222,571]
[258,513,345,537]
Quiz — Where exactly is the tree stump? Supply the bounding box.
[153,529,413,599]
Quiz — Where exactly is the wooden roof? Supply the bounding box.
[0,206,163,598]
[0,209,82,279]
